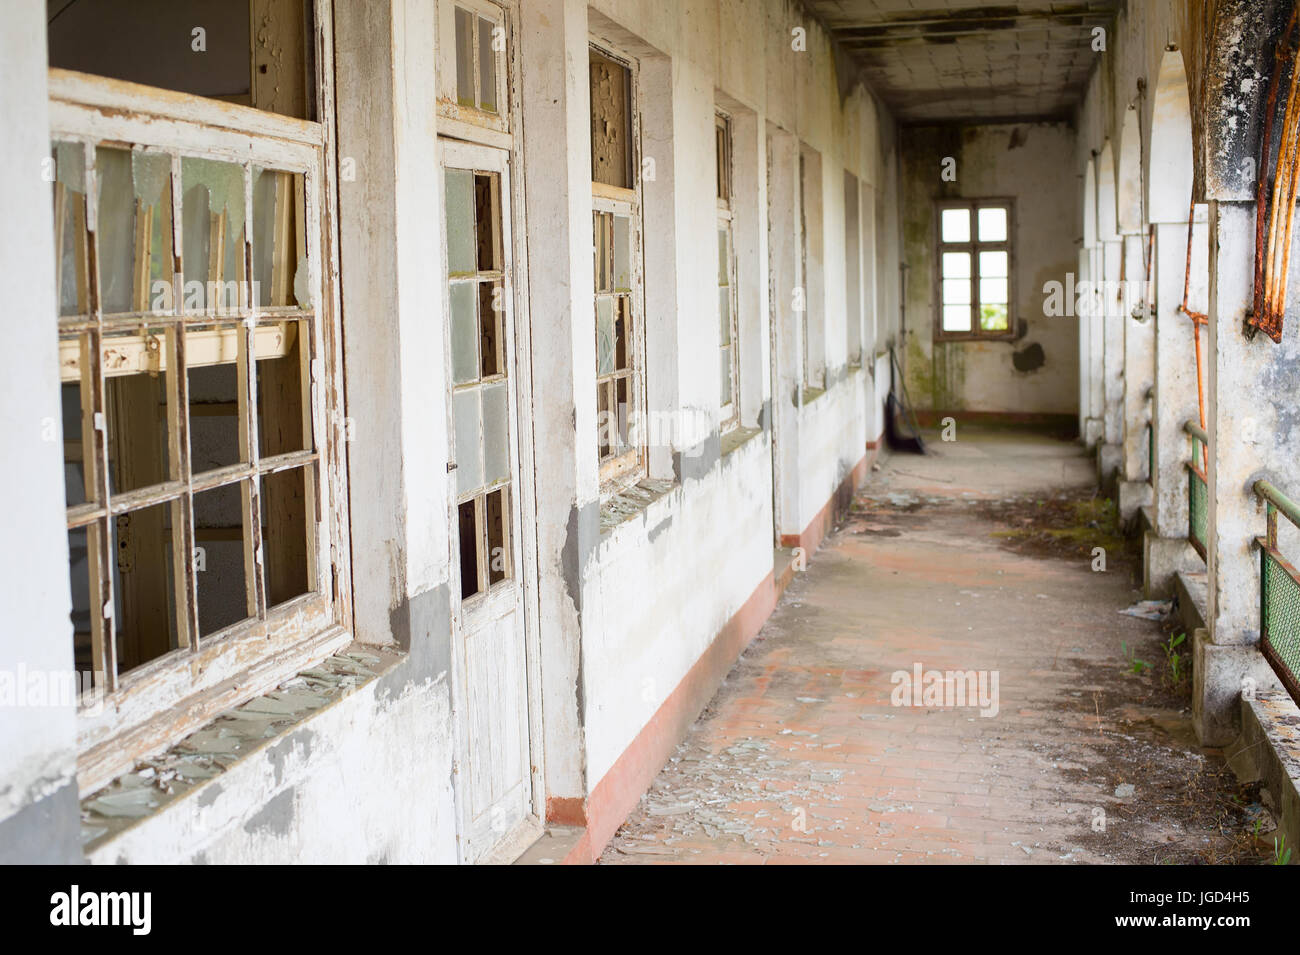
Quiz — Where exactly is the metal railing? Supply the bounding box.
[1185,420,1209,560]
[1255,480,1300,703]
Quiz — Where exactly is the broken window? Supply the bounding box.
[49,64,343,791]
[438,0,509,136]
[446,168,514,600]
[590,44,645,485]
[936,200,1013,339]
[844,171,862,365]
[797,146,824,389]
[717,112,740,430]
[47,0,313,120]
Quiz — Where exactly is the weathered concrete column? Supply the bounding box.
[1097,239,1124,487]
[1117,232,1154,521]
[518,0,596,813]
[767,124,804,540]
[0,1,82,863]
[1078,245,1105,447]
[1144,218,1203,597]
[1200,201,1287,745]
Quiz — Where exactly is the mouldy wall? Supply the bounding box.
[575,0,894,792]
[900,122,1079,416]
[87,652,458,864]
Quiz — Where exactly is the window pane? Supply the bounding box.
[261,465,312,607]
[942,304,971,332]
[453,388,482,494]
[477,16,497,113]
[596,297,615,375]
[718,227,729,286]
[449,282,478,384]
[978,206,1007,242]
[474,173,500,272]
[98,149,173,314]
[187,332,242,473]
[114,499,181,668]
[193,481,249,639]
[615,297,629,371]
[445,168,475,275]
[257,319,313,457]
[105,354,171,494]
[482,381,509,484]
[596,382,612,459]
[980,304,1009,331]
[478,280,502,378]
[979,251,1008,278]
[719,288,731,345]
[941,208,970,242]
[53,141,88,316]
[942,278,971,305]
[941,252,970,279]
[613,215,631,291]
[458,498,480,599]
[251,167,307,309]
[720,348,732,405]
[486,487,509,585]
[593,212,611,292]
[181,157,246,312]
[980,278,1008,304]
[455,7,475,108]
[96,147,137,313]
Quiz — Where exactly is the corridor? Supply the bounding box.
[603,432,1260,864]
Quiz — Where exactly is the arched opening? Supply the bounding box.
[1148,50,1194,223]
[1117,106,1143,233]
[1083,158,1097,248]
[1097,141,1118,242]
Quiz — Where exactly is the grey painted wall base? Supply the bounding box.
[1096,443,1122,492]
[1226,694,1300,862]
[1143,533,1201,598]
[1192,628,1280,746]
[0,782,81,864]
[1116,480,1152,525]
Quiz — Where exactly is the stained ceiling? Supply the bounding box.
[804,1,1120,125]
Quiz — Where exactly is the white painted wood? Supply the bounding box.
[440,138,533,863]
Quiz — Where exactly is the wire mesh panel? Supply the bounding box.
[1188,466,1208,558]
[1262,548,1300,699]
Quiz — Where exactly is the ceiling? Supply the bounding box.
[804,1,1120,125]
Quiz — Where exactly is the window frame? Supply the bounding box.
[436,0,510,145]
[933,197,1016,342]
[589,41,647,491]
[48,48,350,794]
[716,110,740,432]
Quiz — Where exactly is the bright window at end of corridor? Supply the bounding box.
[935,199,1013,341]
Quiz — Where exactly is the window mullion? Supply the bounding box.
[239,163,268,622]
[83,139,120,693]
[169,152,201,651]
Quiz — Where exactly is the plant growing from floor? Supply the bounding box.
[1275,834,1291,866]
[1162,631,1187,688]
[1121,641,1151,675]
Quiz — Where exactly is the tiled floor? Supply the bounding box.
[601,431,1253,864]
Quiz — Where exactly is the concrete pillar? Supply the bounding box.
[518,0,596,808]
[1079,245,1104,447]
[1098,239,1124,487]
[0,2,82,862]
[335,0,453,653]
[1145,219,1202,597]
[1117,233,1154,522]
[766,124,803,539]
[1200,201,1290,745]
